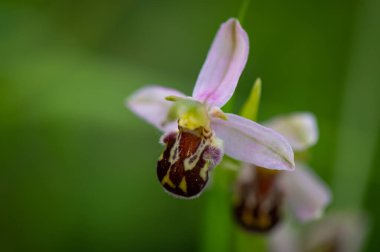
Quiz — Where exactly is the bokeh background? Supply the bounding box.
[1,0,379,251]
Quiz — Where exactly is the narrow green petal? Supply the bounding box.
[240,78,261,121]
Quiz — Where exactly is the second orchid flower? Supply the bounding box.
[234,112,331,231]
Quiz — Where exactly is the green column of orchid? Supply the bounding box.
[234,79,268,252]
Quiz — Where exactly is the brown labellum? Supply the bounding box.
[157,127,222,199]
[233,166,283,232]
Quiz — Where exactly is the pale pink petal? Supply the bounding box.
[192,18,249,108]
[211,113,295,171]
[265,113,318,151]
[305,212,367,252]
[269,223,301,252]
[280,162,331,222]
[126,85,185,132]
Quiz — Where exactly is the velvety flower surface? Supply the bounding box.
[233,113,331,231]
[127,18,295,199]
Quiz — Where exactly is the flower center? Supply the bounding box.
[166,97,211,130]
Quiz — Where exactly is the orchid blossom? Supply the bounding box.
[270,212,367,252]
[233,113,331,231]
[126,18,295,199]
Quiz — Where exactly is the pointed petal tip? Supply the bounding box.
[287,157,296,171]
[192,17,249,107]
[223,17,245,32]
[263,143,295,172]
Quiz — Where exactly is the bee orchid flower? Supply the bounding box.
[126,18,295,199]
[234,113,331,231]
[270,212,367,252]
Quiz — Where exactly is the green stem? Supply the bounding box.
[200,168,235,252]
[234,79,267,252]
[201,87,237,252]
[332,0,380,209]
[237,0,251,26]
[235,229,267,252]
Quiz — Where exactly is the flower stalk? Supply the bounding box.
[234,79,269,251]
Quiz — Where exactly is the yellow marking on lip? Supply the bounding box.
[242,209,271,229]
[184,151,202,171]
[169,135,180,164]
[242,209,255,225]
[161,173,175,188]
[199,162,209,180]
[183,139,206,171]
[179,177,187,193]
[258,214,270,228]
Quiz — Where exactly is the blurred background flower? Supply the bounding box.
[270,211,368,252]
[0,0,379,251]
[233,112,331,233]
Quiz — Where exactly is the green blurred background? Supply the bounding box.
[1,0,379,251]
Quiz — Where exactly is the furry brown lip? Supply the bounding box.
[157,127,222,199]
